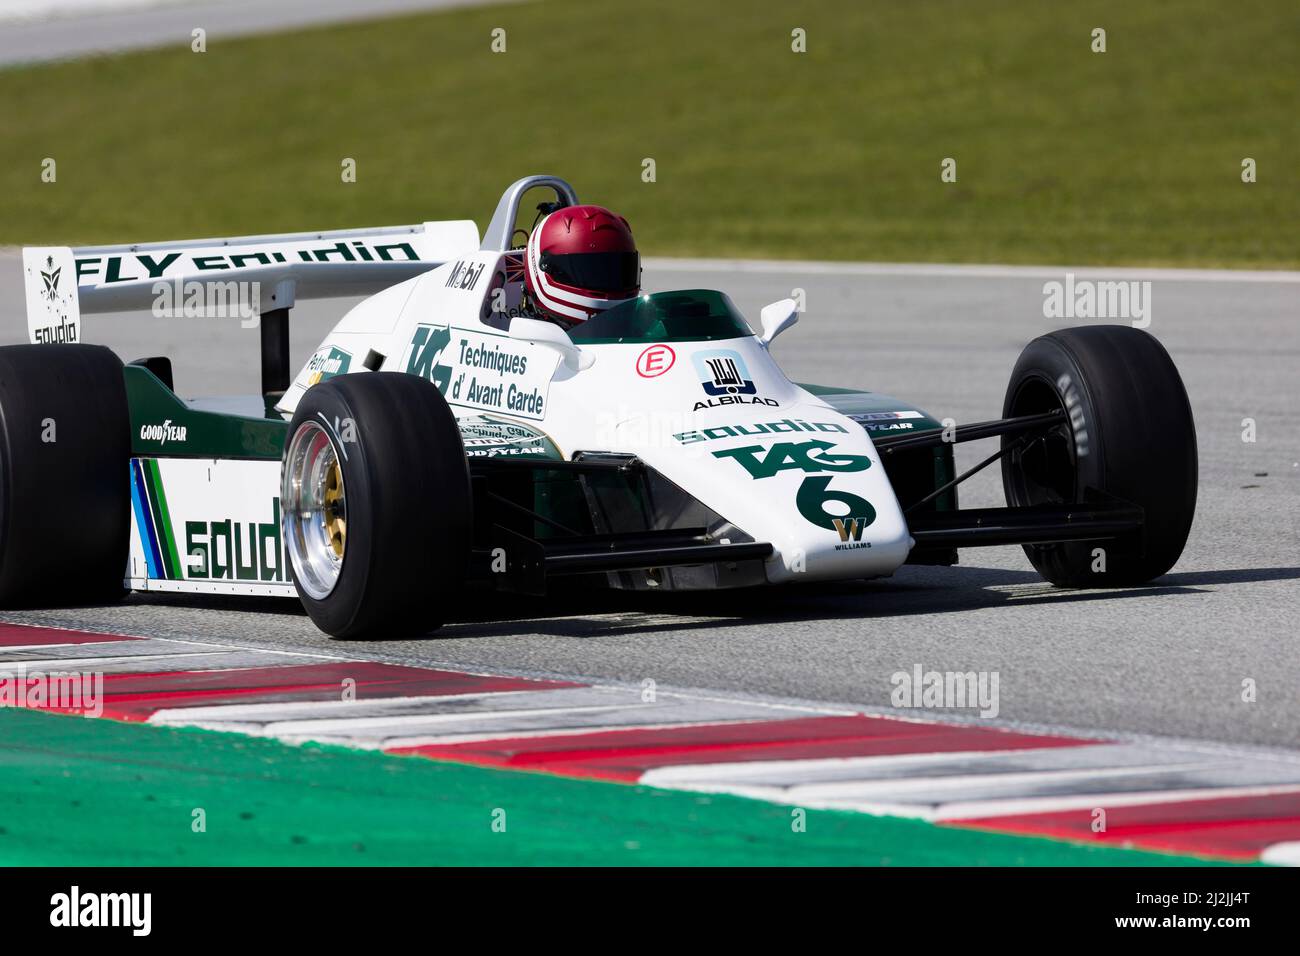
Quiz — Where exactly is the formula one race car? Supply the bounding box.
[2,176,1197,638]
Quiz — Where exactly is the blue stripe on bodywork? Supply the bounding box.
[130,459,162,579]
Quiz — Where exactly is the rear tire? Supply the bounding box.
[281,373,472,638]
[1001,325,1197,586]
[0,344,130,606]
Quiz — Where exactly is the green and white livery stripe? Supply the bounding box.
[144,458,183,579]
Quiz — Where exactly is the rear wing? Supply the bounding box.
[22,219,479,394]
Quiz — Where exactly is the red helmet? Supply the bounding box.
[525,204,640,323]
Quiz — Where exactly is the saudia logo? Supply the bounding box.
[34,320,77,344]
[675,419,848,444]
[75,241,422,283]
[184,499,285,582]
[138,420,187,445]
[33,254,77,343]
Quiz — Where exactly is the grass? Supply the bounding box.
[0,0,1296,267]
[0,708,1221,866]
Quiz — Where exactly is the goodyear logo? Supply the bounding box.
[138,420,188,445]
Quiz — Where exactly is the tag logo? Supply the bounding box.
[712,439,871,480]
[405,324,454,392]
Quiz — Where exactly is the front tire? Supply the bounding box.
[281,373,472,638]
[1001,325,1197,586]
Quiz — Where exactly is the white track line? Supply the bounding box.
[640,744,1300,836]
[1261,842,1300,866]
[147,685,804,724]
[162,687,809,745]
[763,784,1300,823]
[0,650,318,674]
[0,641,138,654]
[645,257,1300,283]
[933,784,1300,823]
[378,717,785,750]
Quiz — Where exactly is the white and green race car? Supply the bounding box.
[2,176,1197,638]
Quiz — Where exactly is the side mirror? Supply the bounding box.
[508,317,595,371]
[758,298,799,347]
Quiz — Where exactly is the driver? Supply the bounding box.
[523,204,641,328]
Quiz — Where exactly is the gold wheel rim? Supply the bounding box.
[323,460,346,559]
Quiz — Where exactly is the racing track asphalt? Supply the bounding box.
[0,0,527,68]
[0,251,1296,750]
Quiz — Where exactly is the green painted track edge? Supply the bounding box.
[0,708,1252,867]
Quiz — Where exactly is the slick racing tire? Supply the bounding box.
[1001,325,1197,587]
[281,372,472,639]
[0,344,131,606]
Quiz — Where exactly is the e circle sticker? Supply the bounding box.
[636,344,676,378]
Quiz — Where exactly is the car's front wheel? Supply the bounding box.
[1001,325,1197,587]
[281,373,472,638]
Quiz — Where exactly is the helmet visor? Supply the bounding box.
[540,251,640,293]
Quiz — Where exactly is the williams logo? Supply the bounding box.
[41,255,61,302]
[832,516,873,549]
[138,420,187,445]
[690,349,777,410]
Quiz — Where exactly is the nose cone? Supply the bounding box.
[618,404,913,583]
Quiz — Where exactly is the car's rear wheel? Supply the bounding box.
[0,344,131,606]
[1001,325,1197,586]
[281,373,472,638]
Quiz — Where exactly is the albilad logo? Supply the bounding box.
[41,255,61,302]
[690,348,778,410]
